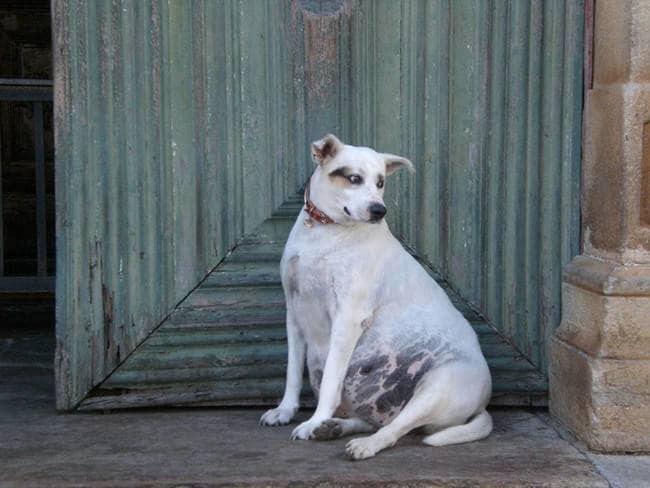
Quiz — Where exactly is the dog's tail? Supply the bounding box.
[421,409,492,447]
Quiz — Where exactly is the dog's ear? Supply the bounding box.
[311,134,343,165]
[384,154,414,175]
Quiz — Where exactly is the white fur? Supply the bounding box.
[260,135,492,460]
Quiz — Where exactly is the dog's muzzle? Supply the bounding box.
[368,203,387,222]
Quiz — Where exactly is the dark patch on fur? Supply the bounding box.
[346,354,390,385]
[343,335,461,426]
[285,255,300,297]
[329,166,350,179]
[383,350,427,388]
[343,354,391,424]
[355,384,381,402]
[376,361,433,413]
[355,404,375,421]
[375,350,436,413]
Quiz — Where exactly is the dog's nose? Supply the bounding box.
[368,203,387,221]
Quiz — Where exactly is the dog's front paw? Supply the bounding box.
[259,406,296,427]
[312,419,343,441]
[345,436,378,460]
[290,419,324,440]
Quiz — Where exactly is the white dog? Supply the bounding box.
[260,134,492,460]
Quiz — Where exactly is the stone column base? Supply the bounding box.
[549,256,650,452]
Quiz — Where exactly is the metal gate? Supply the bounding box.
[54,0,583,410]
[0,79,54,293]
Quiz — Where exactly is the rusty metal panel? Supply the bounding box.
[54,0,303,410]
[347,0,583,373]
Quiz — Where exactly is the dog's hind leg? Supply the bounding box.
[344,364,489,460]
[344,387,435,460]
[421,409,492,446]
[312,417,376,441]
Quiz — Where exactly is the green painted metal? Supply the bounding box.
[344,0,583,373]
[55,0,583,409]
[80,197,546,410]
[54,0,303,410]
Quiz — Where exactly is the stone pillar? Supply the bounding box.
[549,0,650,451]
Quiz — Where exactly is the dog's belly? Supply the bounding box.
[341,324,460,427]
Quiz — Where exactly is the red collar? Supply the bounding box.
[304,178,335,225]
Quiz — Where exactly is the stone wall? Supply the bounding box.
[550,0,650,452]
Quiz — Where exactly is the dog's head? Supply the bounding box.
[309,134,414,224]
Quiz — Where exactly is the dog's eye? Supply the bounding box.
[348,174,363,185]
[377,179,384,189]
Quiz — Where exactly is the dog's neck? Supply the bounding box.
[303,178,335,225]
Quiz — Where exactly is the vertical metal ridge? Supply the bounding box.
[106,0,123,363]
[70,0,90,400]
[263,1,274,210]
[151,0,165,328]
[429,0,450,273]
[484,0,507,327]
[233,0,245,237]
[438,0,451,280]
[538,0,566,371]
[121,0,140,356]
[561,0,584,266]
[524,0,543,365]
[288,0,307,187]
[132,0,147,330]
[97,0,116,385]
[502,0,530,343]
[349,2,360,144]
[267,0,280,209]
[446,0,488,305]
[412,0,426,247]
[159,1,172,316]
[367,0,375,148]
[553,0,583,369]
[198,0,214,265]
[413,0,428,261]
[379,0,401,234]
[399,0,421,245]
[223,0,237,246]
[137,0,157,336]
[191,0,207,273]
[54,0,70,408]
[474,0,490,308]
[338,1,352,143]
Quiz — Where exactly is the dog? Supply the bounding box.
[260,134,492,460]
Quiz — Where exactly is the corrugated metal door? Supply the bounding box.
[55,0,583,410]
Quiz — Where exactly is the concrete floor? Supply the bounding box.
[1,322,649,487]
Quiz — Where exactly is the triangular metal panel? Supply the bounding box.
[79,196,547,410]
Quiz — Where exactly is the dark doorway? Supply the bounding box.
[0,0,55,362]
[0,0,54,331]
